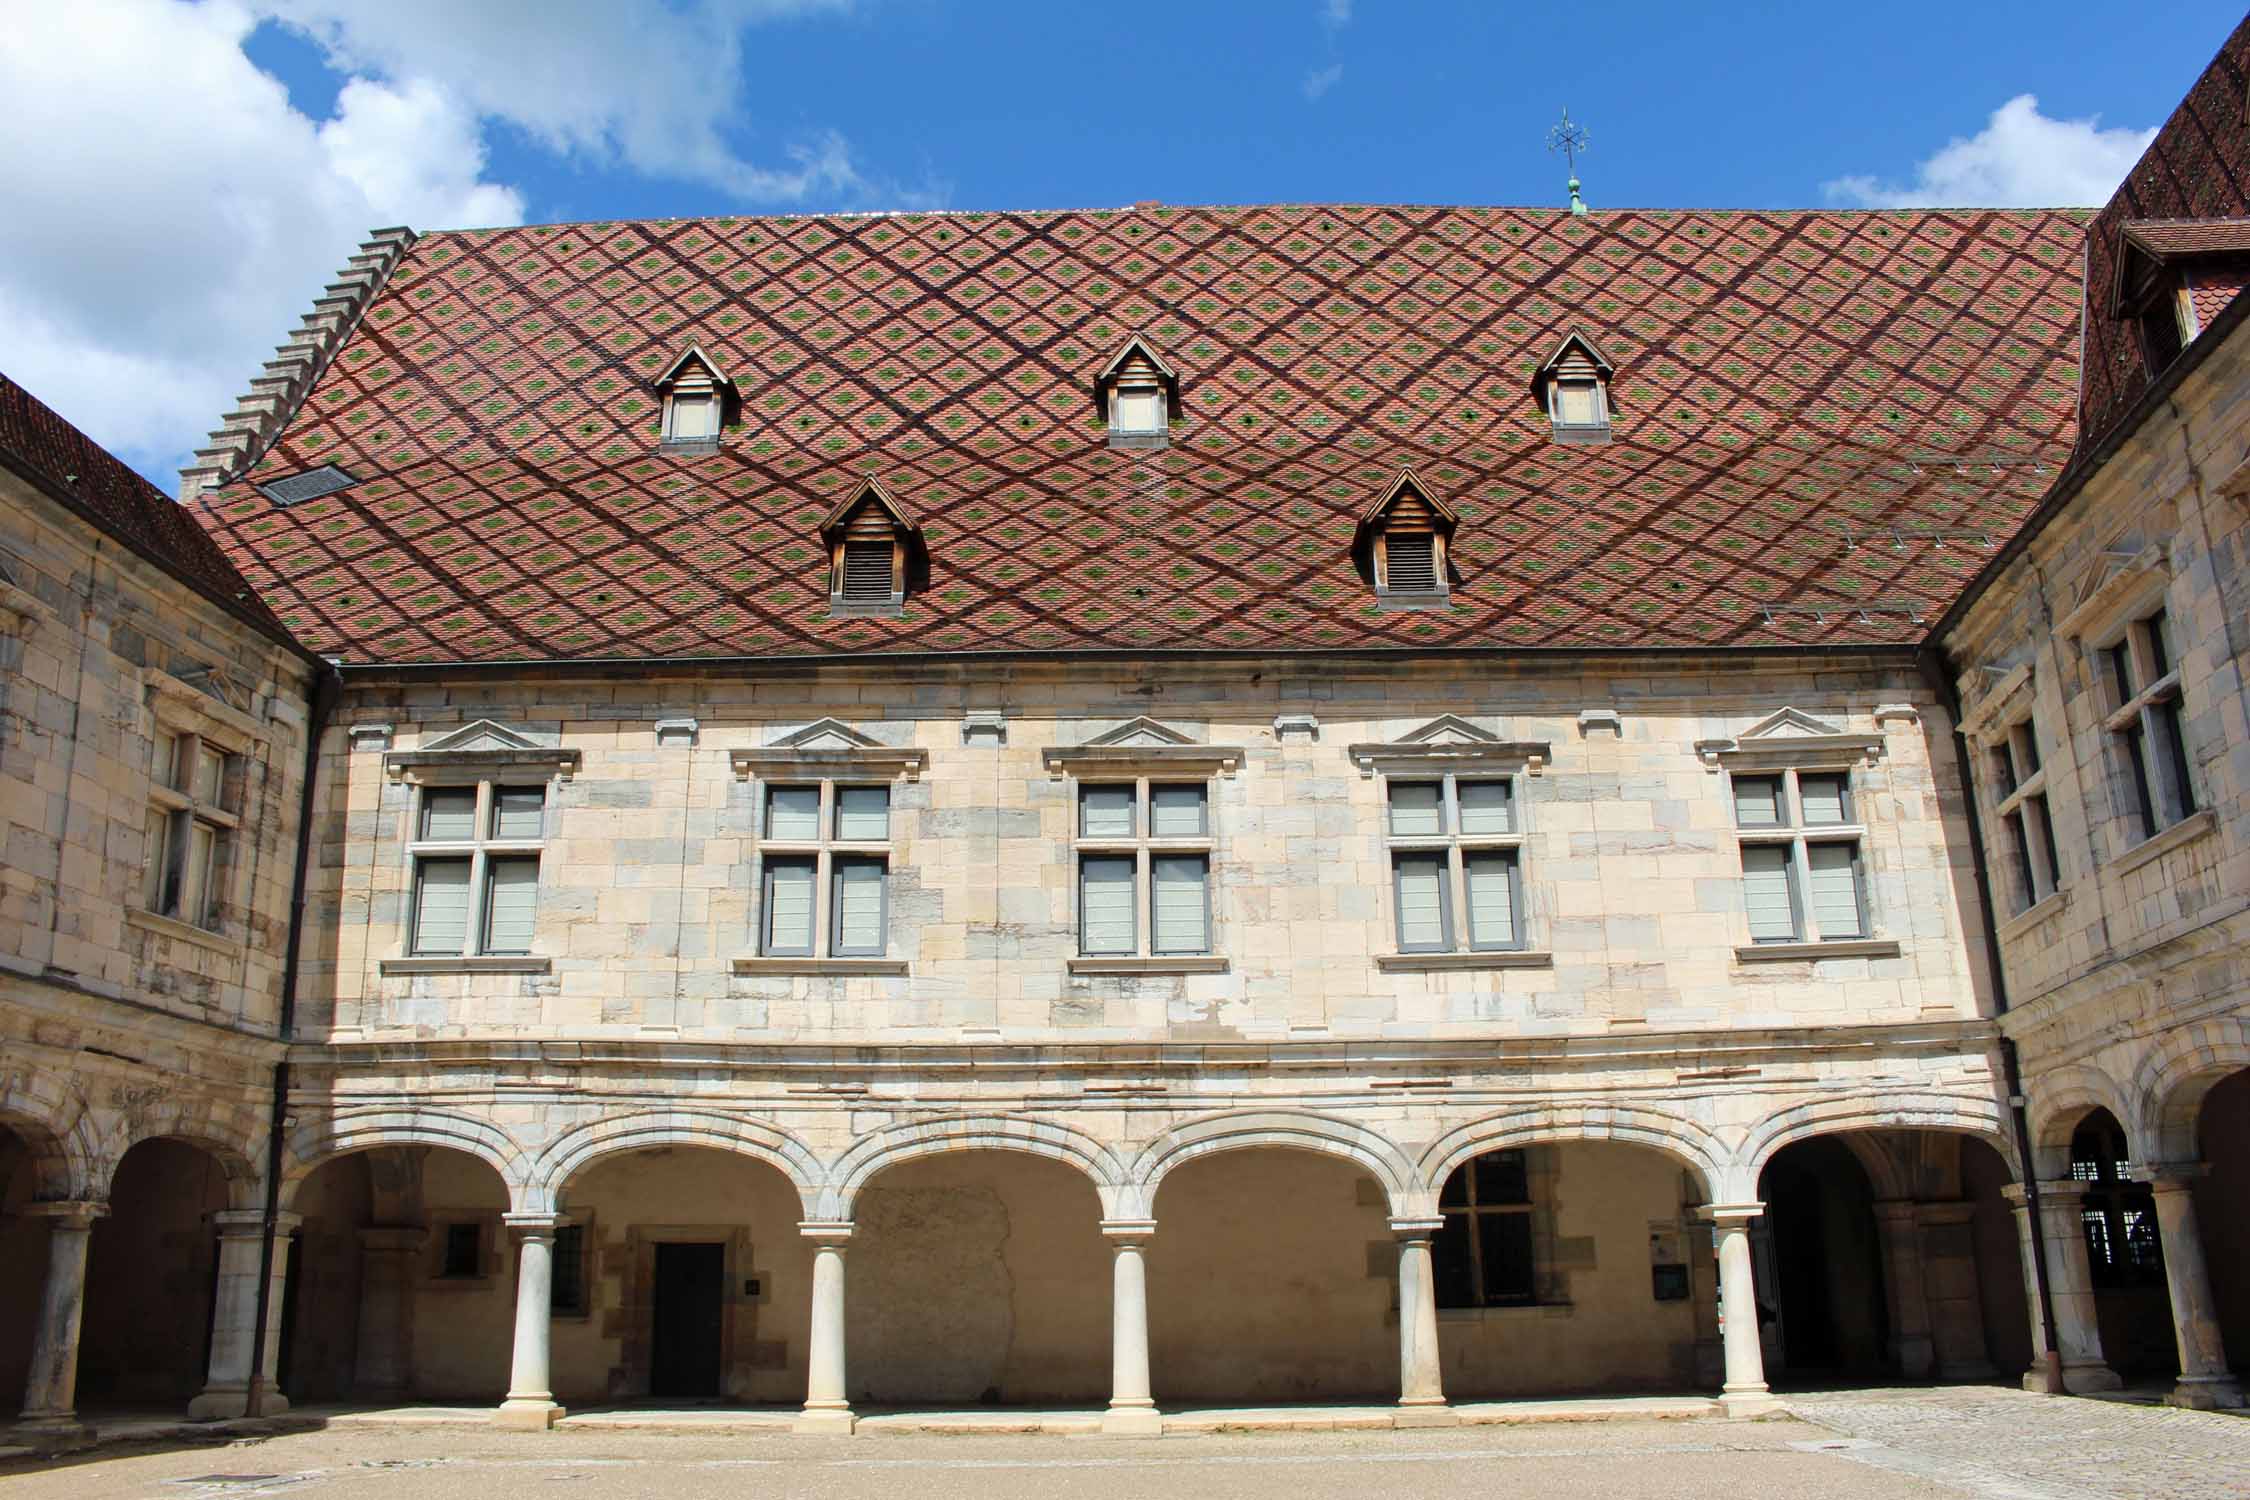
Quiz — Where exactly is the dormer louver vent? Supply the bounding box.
[257,465,358,507]
[819,475,924,617]
[1353,468,1458,609]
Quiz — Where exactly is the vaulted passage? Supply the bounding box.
[2197,1070,2250,1389]
[77,1139,232,1408]
[0,1125,51,1409]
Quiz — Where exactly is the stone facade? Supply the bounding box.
[1941,295,2250,1409]
[0,446,316,1434]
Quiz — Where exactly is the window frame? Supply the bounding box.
[1434,1149,1540,1309]
[407,778,548,957]
[754,779,893,959]
[143,726,243,932]
[1982,713,2064,913]
[1728,766,1873,945]
[2097,609,2197,843]
[2069,1117,2165,1290]
[1382,773,1526,955]
[1546,374,1610,434]
[1072,776,1215,958]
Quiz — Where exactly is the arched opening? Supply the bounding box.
[1149,1147,1393,1403]
[1756,1130,2027,1387]
[0,1123,60,1409]
[2069,1109,2174,1380]
[846,1151,1107,1406]
[284,1144,512,1405]
[1432,1140,1713,1398]
[78,1139,233,1409]
[2196,1069,2250,1383]
[550,1144,811,1408]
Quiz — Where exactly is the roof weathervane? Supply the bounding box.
[1547,108,1590,216]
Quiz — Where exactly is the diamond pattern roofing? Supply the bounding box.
[189,203,2089,665]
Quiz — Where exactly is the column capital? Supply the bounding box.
[1101,1218,1157,1243]
[502,1212,562,1233]
[23,1201,108,1227]
[1699,1201,1764,1227]
[2002,1179,2090,1209]
[798,1220,854,1246]
[1388,1216,1446,1238]
[2128,1161,2209,1189]
[213,1208,304,1237]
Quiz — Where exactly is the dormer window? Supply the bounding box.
[2112,220,2250,372]
[1531,331,1614,446]
[819,476,923,617]
[652,346,735,453]
[1354,468,1459,608]
[1092,333,1180,449]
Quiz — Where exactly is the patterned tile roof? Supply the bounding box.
[0,372,298,646]
[2080,15,2250,454]
[2120,218,2250,258]
[191,203,2089,665]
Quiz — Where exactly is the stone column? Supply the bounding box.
[1390,1216,1455,1425]
[795,1222,854,1435]
[190,1209,301,1420]
[17,1202,106,1436]
[494,1214,565,1429]
[2003,1183,2120,1393]
[1871,1200,1936,1379]
[1707,1203,1779,1416]
[1101,1219,1160,1435]
[353,1226,428,1401]
[1915,1202,1996,1380]
[2135,1165,2245,1410]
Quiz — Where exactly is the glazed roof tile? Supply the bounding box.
[190,203,2090,664]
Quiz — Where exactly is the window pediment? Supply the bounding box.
[1348,717,1549,778]
[2055,540,2168,646]
[1694,707,1882,771]
[1043,717,1244,777]
[384,720,579,782]
[731,719,928,781]
[143,667,268,751]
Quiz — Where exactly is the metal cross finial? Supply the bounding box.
[1548,108,1590,215]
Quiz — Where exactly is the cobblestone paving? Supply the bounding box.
[1785,1385,2250,1500]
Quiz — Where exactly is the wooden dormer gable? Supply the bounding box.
[1353,468,1459,605]
[1092,333,1180,447]
[1530,330,1615,444]
[652,346,735,448]
[818,475,924,615]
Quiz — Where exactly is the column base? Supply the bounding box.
[2019,1352,2066,1394]
[188,1388,247,1422]
[2168,1375,2246,1410]
[1892,1336,1935,1382]
[1393,1404,1460,1429]
[1100,1406,1164,1436]
[2061,1361,2123,1395]
[793,1406,856,1436]
[9,1417,95,1452]
[492,1398,566,1430]
[1719,1389,1784,1418]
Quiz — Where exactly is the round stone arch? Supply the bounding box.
[820,1114,1130,1222]
[1126,1110,1423,1220]
[1729,1090,2018,1202]
[1418,1102,1728,1207]
[2131,1016,2250,1163]
[278,1107,532,1211]
[0,1068,99,1202]
[86,1093,268,1210]
[2024,1063,2135,1178]
[532,1109,825,1218]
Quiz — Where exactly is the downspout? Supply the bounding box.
[246,662,340,1415]
[1918,646,2064,1389]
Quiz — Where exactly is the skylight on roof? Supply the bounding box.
[257,465,358,507]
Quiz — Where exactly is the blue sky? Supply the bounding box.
[0,1,2242,490]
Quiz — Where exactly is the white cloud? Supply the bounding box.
[1302,64,1344,102]
[1823,94,2156,209]
[0,0,927,491]
[1321,0,1352,26]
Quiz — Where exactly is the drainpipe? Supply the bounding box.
[1917,647,2064,1388]
[245,663,340,1415]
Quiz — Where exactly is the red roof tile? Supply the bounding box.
[2120,218,2250,258]
[191,204,2089,664]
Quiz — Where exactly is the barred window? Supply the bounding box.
[2070,1114,2164,1289]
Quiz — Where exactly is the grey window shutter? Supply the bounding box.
[1385,532,1438,591]
[1080,785,1136,839]
[764,857,817,955]
[766,785,821,840]
[841,539,894,601]
[1798,774,1849,825]
[835,785,890,841]
[421,788,478,841]
[832,857,887,955]
[1464,850,1517,948]
[1387,781,1444,837]
[1079,855,1136,953]
[492,786,545,839]
[1456,780,1513,835]
[1151,854,1209,953]
[1740,844,1798,942]
[1149,784,1207,837]
[483,857,541,953]
[1804,841,1865,939]
[1731,775,1784,828]
[414,858,473,954]
[1393,852,1450,950]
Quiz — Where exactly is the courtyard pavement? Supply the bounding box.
[0,1386,2241,1500]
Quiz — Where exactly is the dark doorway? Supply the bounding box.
[1759,1137,1888,1379]
[650,1242,725,1398]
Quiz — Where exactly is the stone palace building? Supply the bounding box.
[3,19,2247,1443]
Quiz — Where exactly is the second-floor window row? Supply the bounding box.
[2103,608,2197,843]
[411,781,546,956]
[760,781,892,958]
[1731,770,1870,945]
